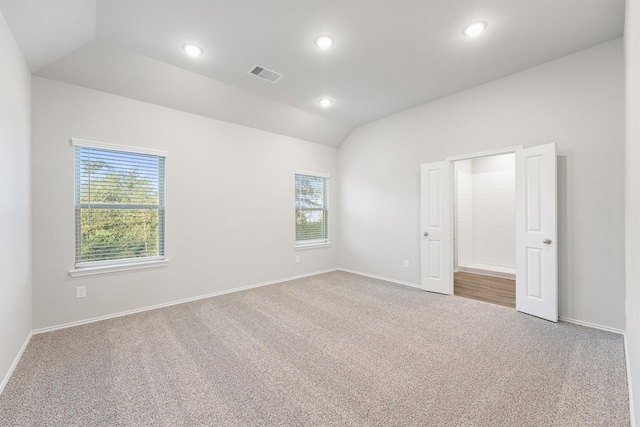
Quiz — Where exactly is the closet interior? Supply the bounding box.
[453,153,516,307]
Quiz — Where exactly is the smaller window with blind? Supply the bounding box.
[295,171,329,246]
[72,139,166,270]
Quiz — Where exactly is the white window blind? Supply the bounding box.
[295,172,329,244]
[74,142,165,267]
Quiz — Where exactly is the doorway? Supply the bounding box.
[452,153,516,307]
[420,143,558,322]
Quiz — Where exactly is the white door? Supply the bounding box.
[515,143,558,322]
[420,162,452,294]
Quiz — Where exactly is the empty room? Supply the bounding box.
[1,0,640,425]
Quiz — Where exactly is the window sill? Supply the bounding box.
[69,259,169,277]
[294,242,331,250]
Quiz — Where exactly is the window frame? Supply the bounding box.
[294,170,330,249]
[69,138,168,277]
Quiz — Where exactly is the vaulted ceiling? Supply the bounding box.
[0,0,625,146]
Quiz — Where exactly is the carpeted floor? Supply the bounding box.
[0,271,630,426]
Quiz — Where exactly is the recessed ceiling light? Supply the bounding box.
[319,98,332,107]
[315,35,334,50]
[182,43,203,57]
[463,21,487,37]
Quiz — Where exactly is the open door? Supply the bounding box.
[420,161,452,294]
[515,143,558,322]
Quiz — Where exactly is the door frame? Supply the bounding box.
[445,145,524,278]
[422,144,558,322]
[442,146,523,294]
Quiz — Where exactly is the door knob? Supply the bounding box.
[423,232,429,237]
[543,239,552,244]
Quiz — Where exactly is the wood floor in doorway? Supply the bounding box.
[454,272,515,308]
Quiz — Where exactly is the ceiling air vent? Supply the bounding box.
[248,64,284,83]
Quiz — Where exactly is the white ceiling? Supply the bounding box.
[0,0,625,146]
[0,0,95,71]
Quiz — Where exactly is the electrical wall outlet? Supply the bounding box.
[76,286,86,299]
[296,255,300,263]
[404,260,410,268]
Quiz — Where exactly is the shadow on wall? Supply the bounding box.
[415,171,422,282]
[557,154,569,319]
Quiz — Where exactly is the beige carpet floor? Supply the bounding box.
[0,271,630,426]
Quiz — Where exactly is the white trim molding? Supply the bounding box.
[0,332,32,396]
[294,242,332,250]
[445,145,524,162]
[558,316,625,335]
[69,259,169,277]
[338,268,421,289]
[294,169,330,179]
[336,270,626,335]
[70,138,168,157]
[35,269,339,335]
[626,334,637,427]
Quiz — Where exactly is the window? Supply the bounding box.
[72,139,166,272]
[295,171,329,246]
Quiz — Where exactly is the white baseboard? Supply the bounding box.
[20,267,637,427]
[626,334,637,427]
[336,271,625,335]
[0,331,33,396]
[33,269,339,335]
[340,269,636,424]
[338,268,421,289]
[7,269,638,427]
[559,316,625,335]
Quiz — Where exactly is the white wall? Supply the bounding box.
[0,10,32,391]
[625,0,640,422]
[455,160,473,268]
[31,77,338,330]
[470,155,515,269]
[339,38,625,330]
[472,154,515,174]
[456,155,515,272]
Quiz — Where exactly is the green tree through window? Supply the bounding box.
[295,172,328,244]
[75,144,165,265]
